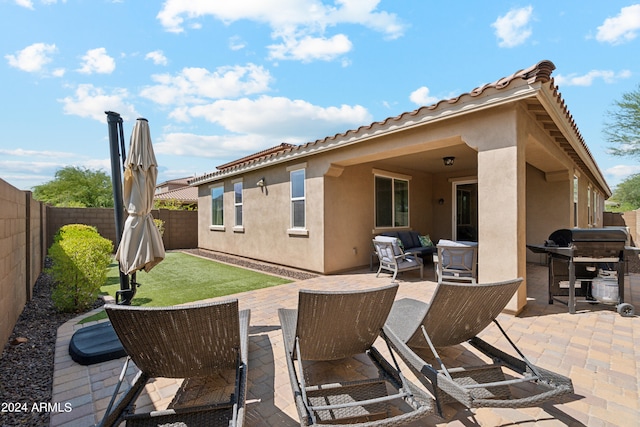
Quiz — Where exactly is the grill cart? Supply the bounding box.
[527,228,636,317]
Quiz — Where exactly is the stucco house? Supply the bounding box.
[190,60,611,314]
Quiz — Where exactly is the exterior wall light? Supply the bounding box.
[257,178,265,187]
[443,156,455,166]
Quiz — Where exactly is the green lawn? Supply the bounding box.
[81,251,292,323]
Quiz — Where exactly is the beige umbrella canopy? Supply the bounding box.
[115,118,165,275]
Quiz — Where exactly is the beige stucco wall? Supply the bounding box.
[526,164,571,263]
[197,162,326,273]
[195,98,609,291]
[322,162,434,273]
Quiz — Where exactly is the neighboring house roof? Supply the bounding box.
[154,186,198,203]
[189,60,610,195]
[156,177,192,193]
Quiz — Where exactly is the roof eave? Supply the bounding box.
[535,82,611,196]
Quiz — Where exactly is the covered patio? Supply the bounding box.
[51,261,639,426]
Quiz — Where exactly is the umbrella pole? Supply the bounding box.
[106,111,133,305]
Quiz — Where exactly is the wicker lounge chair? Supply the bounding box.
[372,236,424,281]
[382,278,573,415]
[278,284,433,426]
[99,300,250,427]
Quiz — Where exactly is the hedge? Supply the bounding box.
[47,224,114,312]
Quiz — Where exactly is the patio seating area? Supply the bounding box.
[51,261,640,426]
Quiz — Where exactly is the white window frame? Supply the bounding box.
[372,169,411,230]
[573,173,579,228]
[233,178,244,232]
[210,183,225,231]
[287,163,308,235]
[587,184,592,227]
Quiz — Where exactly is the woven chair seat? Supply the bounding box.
[383,278,574,414]
[279,284,433,426]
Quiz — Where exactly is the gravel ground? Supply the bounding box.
[0,264,100,427]
[182,248,320,281]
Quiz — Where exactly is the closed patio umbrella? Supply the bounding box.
[69,115,166,365]
[115,118,165,275]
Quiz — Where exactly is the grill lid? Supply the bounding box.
[548,228,628,247]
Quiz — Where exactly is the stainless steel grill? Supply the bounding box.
[527,228,635,316]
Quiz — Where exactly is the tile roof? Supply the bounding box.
[189,60,607,193]
[154,185,198,203]
[215,143,298,170]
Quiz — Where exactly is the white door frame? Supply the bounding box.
[451,177,478,241]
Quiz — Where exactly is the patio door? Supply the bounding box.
[453,180,478,242]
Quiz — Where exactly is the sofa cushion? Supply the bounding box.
[419,235,434,247]
[380,231,436,257]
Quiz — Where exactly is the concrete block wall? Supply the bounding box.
[0,179,45,348]
[1,197,196,347]
[46,207,118,249]
[156,209,198,250]
[46,207,197,251]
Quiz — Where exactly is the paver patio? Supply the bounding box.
[50,261,640,426]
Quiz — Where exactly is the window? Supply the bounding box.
[375,173,409,228]
[587,185,592,226]
[211,184,224,227]
[290,168,305,228]
[573,175,579,227]
[234,180,243,227]
[593,190,600,227]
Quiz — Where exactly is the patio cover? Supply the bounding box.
[115,118,165,275]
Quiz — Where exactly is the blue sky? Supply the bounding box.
[1,1,639,192]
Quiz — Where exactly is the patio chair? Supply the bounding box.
[99,299,250,427]
[372,236,423,281]
[433,240,478,285]
[278,284,433,426]
[382,278,573,415]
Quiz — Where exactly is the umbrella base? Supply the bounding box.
[69,321,126,365]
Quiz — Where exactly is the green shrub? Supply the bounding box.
[153,218,165,237]
[53,223,100,244]
[47,224,114,312]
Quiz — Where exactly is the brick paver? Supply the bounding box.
[50,262,640,426]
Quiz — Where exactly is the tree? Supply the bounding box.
[604,84,640,157]
[33,166,114,207]
[608,174,640,211]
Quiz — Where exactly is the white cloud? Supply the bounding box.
[409,86,439,106]
[0,159,62,173]
[15,0,34,9]
[555,69,632,86]
[156,0,404,62]
[186,95,372,141]
[140,63,273,105]
[491,6,533,48]
[77,48,116,74]
[605,164,640,187]
[5,42,57,72]
[596,4,640,45]
[268,33,352,62]
[0,148,76,158]
[59,84,139,122]
[145,50,168,66]
[229,36,246,51]
[155,132,270,158]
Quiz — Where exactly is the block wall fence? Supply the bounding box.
[0,178,197,347]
